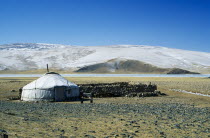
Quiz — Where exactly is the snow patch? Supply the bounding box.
[0,43,210,72]
[171,89,210,97]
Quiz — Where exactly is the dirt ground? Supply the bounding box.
[0,77,210,138]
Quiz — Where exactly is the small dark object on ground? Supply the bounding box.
[0,129,7,133]
[4,112,16,116]
[80,92,94,103]
[19,87,23,97]
[8,96,20,100]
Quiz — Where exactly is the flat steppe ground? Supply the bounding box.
[0,77,210,138]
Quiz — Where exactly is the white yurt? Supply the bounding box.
[21,72,79,102]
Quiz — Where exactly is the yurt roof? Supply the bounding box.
[23,72,77,90]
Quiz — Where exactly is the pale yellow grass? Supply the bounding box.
[1,77,210,137]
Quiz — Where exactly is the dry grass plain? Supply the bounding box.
[0,77,210,138]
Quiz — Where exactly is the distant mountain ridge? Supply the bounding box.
[0,43,209,73]
[76,59,168,73]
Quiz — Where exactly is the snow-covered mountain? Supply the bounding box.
[0,43,209,73]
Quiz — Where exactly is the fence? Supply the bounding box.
[78,82,162,98]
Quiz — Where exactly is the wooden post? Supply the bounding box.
[80,91,83,104]
[47,64,49,72]
[90,93,93,103]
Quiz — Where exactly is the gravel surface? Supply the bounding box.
[1,101,208,118]
[1,100,210,137]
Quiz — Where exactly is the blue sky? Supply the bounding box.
[0,0,209,52]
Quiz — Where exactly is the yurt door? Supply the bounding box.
[55,86,66,101]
